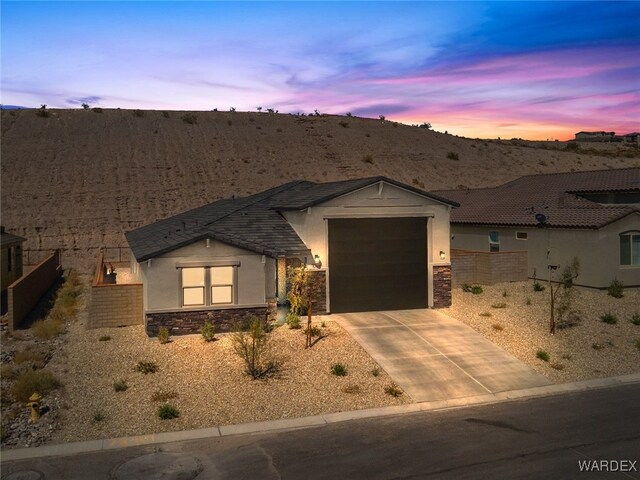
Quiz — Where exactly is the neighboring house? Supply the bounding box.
[434,168,640,289]
[623,132,640,145]
[574,131,617,142]
[126,177,458,336]
[1,226,25,293]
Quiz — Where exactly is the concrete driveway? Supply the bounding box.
[333,309,551,403]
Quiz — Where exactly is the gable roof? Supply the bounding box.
[0,231,26,248]
[433,168,640,229]
[126,176,457,262]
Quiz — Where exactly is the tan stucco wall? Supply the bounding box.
[450,212,640,288]
[282,181,452,310]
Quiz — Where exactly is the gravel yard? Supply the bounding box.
[442,282,640,383]
[49,315,408,444]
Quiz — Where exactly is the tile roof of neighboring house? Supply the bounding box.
[433,168,640,229]
[0,231,26,248]
[126,176,458,262]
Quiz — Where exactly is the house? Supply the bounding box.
[126,177,458,336]
[1,226,25,293]
[574,131,617,142]
[623,132,640,145]
[434,168,640,289]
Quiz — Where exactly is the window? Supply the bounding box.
[620,232,640,266]
[516,232,528,240]
[489,231,500,252]
[182,268,205,306]
[211,266,234,304]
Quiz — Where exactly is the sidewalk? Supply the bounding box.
[2,372,639,462]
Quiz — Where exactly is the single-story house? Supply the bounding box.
[574,131,617,142]
[1,226,25,293]
[126,177,458,336]
[623,133,640,145]
[434,168,640,289]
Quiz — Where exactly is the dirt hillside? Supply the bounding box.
[2,109,638,269]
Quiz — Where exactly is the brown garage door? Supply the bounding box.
[328,217,427,313]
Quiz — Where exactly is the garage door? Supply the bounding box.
[328,217,427,313]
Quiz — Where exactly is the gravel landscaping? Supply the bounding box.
[442,282,640,383]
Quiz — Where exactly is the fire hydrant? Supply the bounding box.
[27,392,41,423]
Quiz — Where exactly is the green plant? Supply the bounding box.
[1,365,17,380]
[341,384,361,394]
[133,109,145,117]
[31,318,64,340]
[201,320,216,342]
[14,347,47,369]
[286,312,301,329]
[93,410,105,422]
[12,369,60,402]
[287,265,323,348]
[135,361,159,374]
[533,282,545,292]
[151,389,178,402]
[471,285,483,294]
[157,327,171,344]
[371,366,380,377]
[479,312,492,317]
[491,302,507,309]
[99,335,111,342]
[462,283,472,292]
[158,404,180,420]
[560,257,580,288]
[630,313,640,326]
[361,154,374,164]
[303,325,321,337]
[384,383,403,397]
[447,151,460,160]
[536,350,550,362]
[600,313,618,324]
[331,363,347,376]
[182,113,197,124]
[492,323,504,331]
[607,279,624,298]
[231,317,276,379]
[113,380,128,392]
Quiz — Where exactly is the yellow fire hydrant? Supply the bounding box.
[27,392,41,423]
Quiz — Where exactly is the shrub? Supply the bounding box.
[201,320,216,342]
[361,155,374,164]
[135,361,159,374]
[158,404,180,420]
[12,369,60,402]
[32,318,64,340]
[630,313,640,326]
[462,283,472,292]
[502,289,508,297]
[379,115,385,121]
[303,325,321,338]
[93,410,105,422]
[286,312,301,329]
[181,113,197,124]
[113,380,128,392]
[151,389,178,402]
[447,152,459,160]
[600,313,617,324]
[231,317,276,379]
[479,312,492,317]
[82,103,90,110]
[560,257,580,288]
[14,347,47,369]
[99,335,111,341]
[341,384,361,394]
[491,302,507,309]
[592,342,606,350]
[36,106,50,118]
[533,282,545,292]
[133,109,145,117]
[536,350,550,362]
[471,285,483,294]
[157,327,171,344]
[331,363,347,376]
[384,383,403,397]
[371,366,380,377]
[1,365,18,380]
[607,279,624,298]
[492,323,504,331]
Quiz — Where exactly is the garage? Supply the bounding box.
[328,217,428,313]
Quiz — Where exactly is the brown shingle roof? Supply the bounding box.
[434,168,640,229]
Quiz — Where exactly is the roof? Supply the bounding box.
[126,176,458,262]
[0,231,26,248]
[575,131,615,135]
[433,168,640,229]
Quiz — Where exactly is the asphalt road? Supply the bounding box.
[2,383,639,480]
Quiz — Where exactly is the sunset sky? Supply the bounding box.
[2,1,638,140]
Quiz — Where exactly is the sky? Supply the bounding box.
[1,1,639,140]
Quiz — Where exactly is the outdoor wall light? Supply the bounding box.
[314,254,322,268]
[439,251,446,260]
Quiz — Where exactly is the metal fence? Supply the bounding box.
[23,246,130,266]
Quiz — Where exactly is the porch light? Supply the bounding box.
[439,251,446,260]
[314,254,322,268]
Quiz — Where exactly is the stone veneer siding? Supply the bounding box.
[307,269,327,315]
[146,306,270,337]
[433,265,452,308]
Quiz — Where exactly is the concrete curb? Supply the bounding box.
[2,372,639,462]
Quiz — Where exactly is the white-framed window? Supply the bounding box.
[211,266,234,304]
[516,231,528,240]
[489,231,500,252]
[182,268,205,306]
[620,231,640,266]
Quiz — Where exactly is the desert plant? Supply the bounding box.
[533,282,545,292]
[384,383,403,397]
[99,335,111,341]
[536,350,550,362]
[526,298,532,305]
[151,389,178,402]
[229,107,236,112]
[158,404,180,420]
[12,369,60,402]
[303,325,321,338]
[341,384,361,394]
[371,366,380,377]
[113,380,128,392]
[36,105,49,117]
[379,115,386,121]
[181,113,197,124]
[559,257,580,288]
[447,152,459,160]
[82,103,90,110]
[419,122,432,129]
[550,363,565,370]
[492,323,504,331]
[231,317,276,379]
[135,361,159,374]
[331,363,347,376]
[491,302,507,309]
[471,285,483,294]
[93,410,105,422]
[157,327,171,344]
[607,279,624,298]
[132,109,144,117]
[201,320,216,342]
[630,313,640,326]
[14,347,47,369]
[479,312,492,317]
[31,318,64,340]
[286,312,301,329]
[502,289,508,297]
[600,313,618,324]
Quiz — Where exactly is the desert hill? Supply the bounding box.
[1,108,638,269]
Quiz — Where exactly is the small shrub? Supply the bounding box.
[502,289,508,297]
[113,380,128,392]
[338,121,349,128]
[1,365,17,380]
[630,313,640,326]
[303,325,321,337]
[158,404,180,420]
[607,279,624,298]
[31,318,64,340]
[492,323,504,331]
[151,389,178,402]
[462,283,472,292]
[99,335,111,342]
[133,109,144,117]
[36,107,50,118]
[384,383,403,397]
[536,350,550,362]
[14,347,47,368]
[82,103,90,110]
[525,298,532,306]
[361,155,373,164]
[600,313,618,324]
[331,363,347,376]
[491,302,507,309]
[533,282,545,292]
[341,384,361,394]
[231,317,276,379]
[447,151,459,160]
[135,361,159,374]
[201,320,216,342]
[471,285,483,294]
[93,410,105,422]
[286,312,301,329]
[550,363,565,370]
[379,115,385,121]
[371,366,380,377]
[12,369,60,402]
[157,327,171,344]
[181,113,197,124]
[479,312,492,317]
[592,342,606,350]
